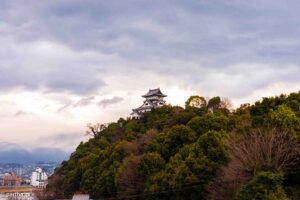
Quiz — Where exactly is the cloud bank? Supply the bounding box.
[0,0,299,154]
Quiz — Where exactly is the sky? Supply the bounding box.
[0,0,300,154]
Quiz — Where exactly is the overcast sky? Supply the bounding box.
[0,0,300,153]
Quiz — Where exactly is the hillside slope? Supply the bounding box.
[45,92,300,200]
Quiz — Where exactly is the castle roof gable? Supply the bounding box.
[142,88,167,97]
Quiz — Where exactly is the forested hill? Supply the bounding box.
[44,92,300,200]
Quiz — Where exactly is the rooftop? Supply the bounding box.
[142,88,167,98]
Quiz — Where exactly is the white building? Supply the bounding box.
[72,194,90,200]
[30,167,48,188]
[131,88,167,118]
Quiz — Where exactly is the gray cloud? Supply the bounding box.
[0,0,299,99]
[37,132,84,152]
[0,1,299,100]
[0,52,106,94]
[14,110,31,117]
[45,132,83,145]
[57,96,95,112]
[98,96,124,108]
[57,102,73,113]
[1,0,300,155]
[39,0,300,66]
[74,96,95,107]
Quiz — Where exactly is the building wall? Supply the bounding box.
[30,168,48,188]
[0,192,36,200]
[0,174,21,187]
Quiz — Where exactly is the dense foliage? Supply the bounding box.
[45,92,300,200]
[234,172,287,200]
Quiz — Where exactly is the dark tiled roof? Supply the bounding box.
[142,88,167,97]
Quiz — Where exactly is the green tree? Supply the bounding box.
[147,125,197,160]
[185,96,207,109]
[265,105,300,136]
[207,96,221,112]
[146,131,227,199]
[187,113,229,135]
[234,172,287,200]
[138,152,165,176]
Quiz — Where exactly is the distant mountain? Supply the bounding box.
[30,147,70,163]
[0,142,69,163]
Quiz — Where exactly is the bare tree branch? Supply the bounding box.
[207,128,300,200]
[85,123,108,138]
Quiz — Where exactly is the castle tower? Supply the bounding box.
[131,88,167,118]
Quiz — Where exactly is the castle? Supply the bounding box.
[131,88,167,118]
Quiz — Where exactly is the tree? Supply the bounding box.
[115,156,143,198]
[220,97,233,110]
[86,123,108,138]
[146,130,227,199]
[234,172,287,200]
[185,96,207,109]
[229,128,300,175]
[147,125,197,160]
[187,113,229,136]
[138,152,165,176]
[208,128,300,200]
[207,96,221,112]
[265,105,300,136]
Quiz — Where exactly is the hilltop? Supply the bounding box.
[44,92,300,200]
